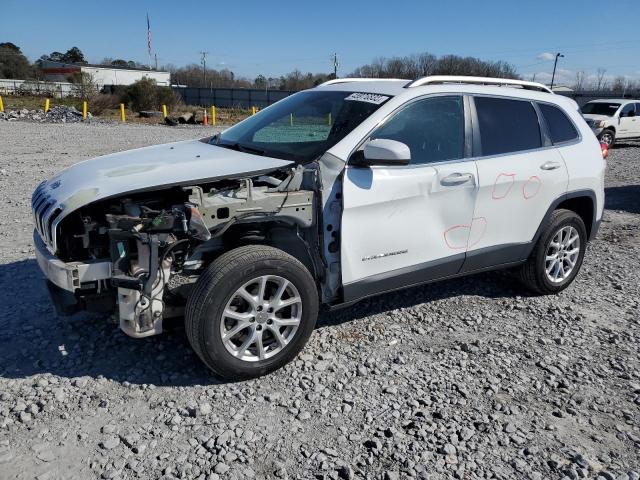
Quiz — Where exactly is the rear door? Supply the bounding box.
[341,95,479,301]
[464,96,569,271]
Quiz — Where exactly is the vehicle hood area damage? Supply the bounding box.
[36,139,294,238]
[33,139,320,340]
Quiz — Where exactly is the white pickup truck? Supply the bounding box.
[33,76,605,380]
[582,98,640,147]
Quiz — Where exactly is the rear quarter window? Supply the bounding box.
[475,96,542,156]
[538,103,579,144]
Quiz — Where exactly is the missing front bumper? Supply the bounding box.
[33,230,111,292]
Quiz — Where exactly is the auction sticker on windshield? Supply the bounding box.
[344,92,389,104]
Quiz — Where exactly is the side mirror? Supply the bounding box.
[361,139,411,166]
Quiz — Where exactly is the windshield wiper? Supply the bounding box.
[217,142,265,156]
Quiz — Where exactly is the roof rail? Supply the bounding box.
[405,75,553,94]
[318,77,407,87]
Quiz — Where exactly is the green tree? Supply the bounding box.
[61,46,86,64]
[46,51,65,62]
[0,42,34,79]
[40,47,87,64]
[123,77,179,112]
[110,59,129,68]
[254,74,267,89]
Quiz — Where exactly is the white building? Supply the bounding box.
[40,61,170,88]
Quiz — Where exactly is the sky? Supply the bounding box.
[3,0,640,86]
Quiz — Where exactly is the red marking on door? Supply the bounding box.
[443,224,469,250]
[444,217,487,250]
[523,176,542,199]
[467,217,487,248]
[492,173,516,200]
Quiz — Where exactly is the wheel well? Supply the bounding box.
[557,196,594,238]
[221,222,319,281]
[604,126,615,133]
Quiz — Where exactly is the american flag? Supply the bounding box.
[146,14,151,55]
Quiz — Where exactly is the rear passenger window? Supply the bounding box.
[475,97,542,156]
[371,96,464,165]
[538,103,579,144]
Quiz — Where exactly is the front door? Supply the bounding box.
[340,95,479,301]
[617,103,638,139]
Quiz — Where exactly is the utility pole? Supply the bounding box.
[154,53,158,71]
[332,52,339,78]
[200,51,209,87]
[550,52,564,90]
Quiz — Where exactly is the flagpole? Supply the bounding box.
[147,13,152,70]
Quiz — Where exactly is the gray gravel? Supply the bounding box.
[0,105,94,123]
[0,121,639,480]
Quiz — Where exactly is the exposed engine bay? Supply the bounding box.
[52,165,322,338]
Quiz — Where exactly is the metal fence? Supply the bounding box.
[0,78,82,98]
[172,87,296,109]
[3,78,639,110]
[173,86,640,109]
[556,90,640,106]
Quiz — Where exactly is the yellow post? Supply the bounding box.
[44,98,50,113]
[0,95,3,112]
[328,112,332,126]
[251,106,256,115]
[290,113,293,126]
[162,104,167,118]
[119,103,126,122]
[210,106,216,127]
[82,101,87,120]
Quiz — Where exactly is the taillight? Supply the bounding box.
[600,142,609,159]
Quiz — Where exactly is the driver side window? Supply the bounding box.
[371,96,465,165]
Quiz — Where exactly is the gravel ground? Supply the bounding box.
[0,121,638,480]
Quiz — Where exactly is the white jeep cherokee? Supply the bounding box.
[32,76,605,380]
[582,98,640,147]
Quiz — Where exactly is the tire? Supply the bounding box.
[185,245,318,380]
[518,209,587,295]
[598,129,615,148]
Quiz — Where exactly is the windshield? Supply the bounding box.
[581,102,621,116]
[211,90,391,162]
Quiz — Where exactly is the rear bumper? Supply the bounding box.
[33,230,112,292]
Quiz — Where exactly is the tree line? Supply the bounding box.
[1,41,639,93]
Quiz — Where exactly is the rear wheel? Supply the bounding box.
[598,129,615,147]
[518,209,587,294]
[185,245,318,380]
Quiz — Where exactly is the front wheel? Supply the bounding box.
[185,245,319,380]
[518,209,587,294]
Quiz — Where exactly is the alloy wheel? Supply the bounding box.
[220,275,302,362]
[545,226,581,284]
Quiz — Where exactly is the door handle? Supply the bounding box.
[440,172,473,186]
[540,161,561,171]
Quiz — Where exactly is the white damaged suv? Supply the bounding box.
[32,76,605,380]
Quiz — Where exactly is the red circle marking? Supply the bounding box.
[523,176,542,199]
[492,173,516,200]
